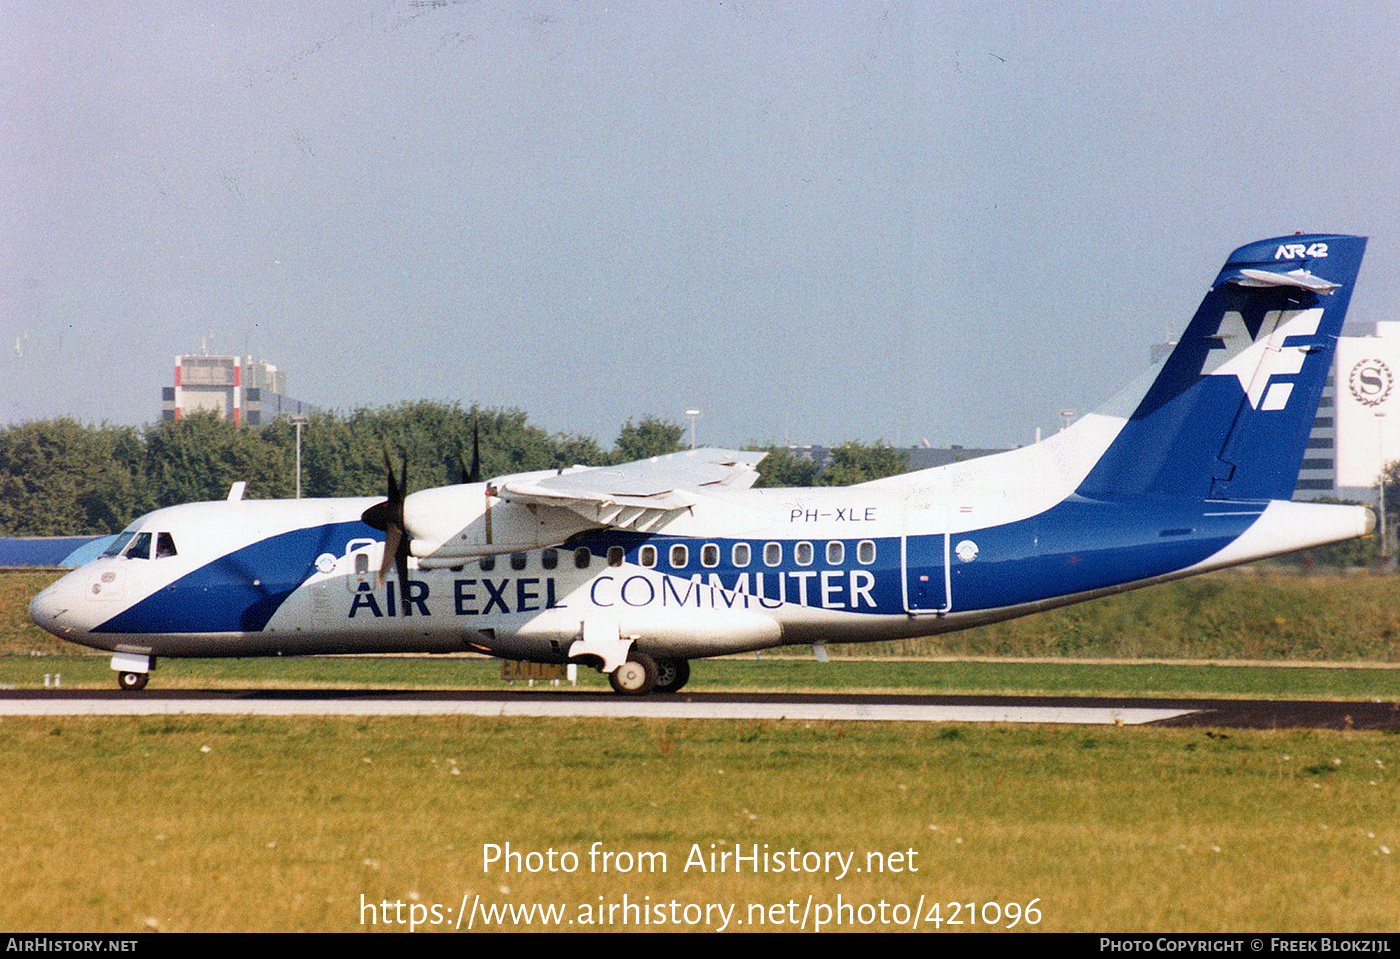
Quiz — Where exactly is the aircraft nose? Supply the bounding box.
[29,583,68,635]
[29,576,85,639]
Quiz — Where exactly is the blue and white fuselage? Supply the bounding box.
[28,235,1377,693]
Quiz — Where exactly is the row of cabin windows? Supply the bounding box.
[478,549,565,572]
[638,540,876,570]
[475,547,617,571]
[466,541,878,573]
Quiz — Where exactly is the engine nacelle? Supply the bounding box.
[402,478,596,565]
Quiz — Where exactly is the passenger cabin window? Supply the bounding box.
[574,547,592,569]
[701,544,720,567]
[156,532,177,559]
[607,546,625,567]
[858,540,877,565]
[355,553,370,576]
[732,543,751,567]
[542,548,558,570]
[763,542,782,567]
[480,554,496,571]
[669,544,688,568]
[794,542,814,566]
[510,552,527,571]
[639,545,657,568]
[124,532,153,560]
[826,541,844,566]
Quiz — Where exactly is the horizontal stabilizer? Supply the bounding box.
[1226,268,1340,293]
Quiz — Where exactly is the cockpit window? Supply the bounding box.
[103,532,135,557]
[156,532,177,559]
[124,532,153,560]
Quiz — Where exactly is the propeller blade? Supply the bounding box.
[394,535,411,611]
[362,445,411,607]
[457,420,483,484]
[384,448,400,504]
[379,524,401,586]
[469,420,481,483]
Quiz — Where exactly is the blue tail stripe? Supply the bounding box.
[1078,234,1366,502]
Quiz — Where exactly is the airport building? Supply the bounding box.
[1295,372,1337,493]
[1156,324,1400,500]
[1330,322,1400,493]
[160,354,315,426]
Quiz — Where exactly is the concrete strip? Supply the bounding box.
[0,696,1196,725]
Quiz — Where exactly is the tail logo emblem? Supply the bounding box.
[1348,359,1394,407]
[1202,308,1324,411]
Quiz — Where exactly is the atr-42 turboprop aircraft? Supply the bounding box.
[30,234,1375,694]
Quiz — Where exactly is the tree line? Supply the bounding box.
[0,403,912,536]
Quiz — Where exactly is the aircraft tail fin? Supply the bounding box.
[1076,234,1366,501]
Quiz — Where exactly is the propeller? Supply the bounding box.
[457,419,481,484]
[360,448,411,609]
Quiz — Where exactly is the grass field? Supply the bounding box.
[0,716,1395,932]
[5,568,1399,933]
[6,653,1400,702]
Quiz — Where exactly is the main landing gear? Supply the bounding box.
[606,652,691,696]
[653,657,690,694]
[608,651,657,695]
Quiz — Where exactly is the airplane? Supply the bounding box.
[29,233,1375,695]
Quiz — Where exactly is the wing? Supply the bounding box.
[493,447,767,532]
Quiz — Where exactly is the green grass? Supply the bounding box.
[833,571,1400,662]
[7,570,1399,933]
[6,653,1400,702]
[0,716,1394,932]
[0,569,63,655]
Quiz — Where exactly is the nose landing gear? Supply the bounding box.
[111,652,153,692]
[117,671,149,691]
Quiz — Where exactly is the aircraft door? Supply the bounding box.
[344,539,377,594]
[901,503,951,614]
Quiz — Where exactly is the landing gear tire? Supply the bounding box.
[653,658,690,694]
[609,651,658,696]
[117,671,149,692]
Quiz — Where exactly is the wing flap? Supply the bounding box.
[495,447,766,532]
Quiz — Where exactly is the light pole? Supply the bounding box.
[684,408,701,449]
[288,414,308,499]
[1378,412,1387,561]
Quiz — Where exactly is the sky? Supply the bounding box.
[4,0,1400,450]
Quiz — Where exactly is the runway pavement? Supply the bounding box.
[0,689,1396,728]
